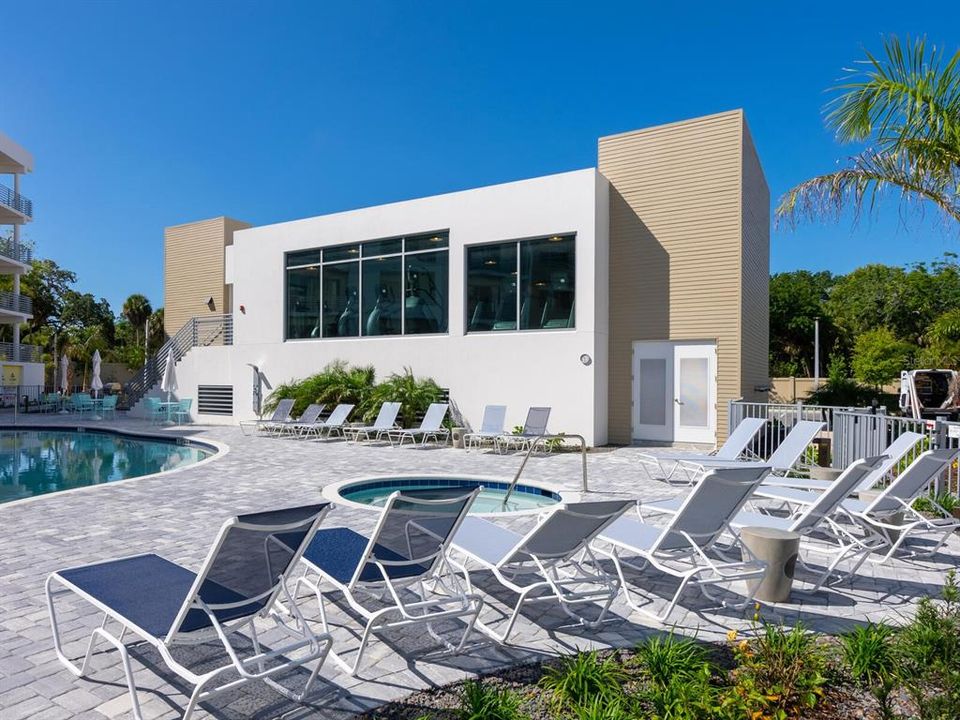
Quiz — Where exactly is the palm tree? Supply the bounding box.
[121,294,153,347]
[778,36,960,226]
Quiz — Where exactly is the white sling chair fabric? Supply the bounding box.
[344,402,401,442]
[464,404,507,450]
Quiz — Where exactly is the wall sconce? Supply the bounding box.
[239,304,246,314]
[205,296,215,311]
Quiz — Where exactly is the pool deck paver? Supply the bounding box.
[0,415,957,719]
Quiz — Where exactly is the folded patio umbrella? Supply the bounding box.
[160,350,177,403]
[59,353,69,394]
[90,350,104,398]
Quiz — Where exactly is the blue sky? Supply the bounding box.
[1,1,958,313]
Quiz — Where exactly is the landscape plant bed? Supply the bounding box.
[363,572,960,720]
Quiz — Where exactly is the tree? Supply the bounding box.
[918,308,960,368]
[121,293,152,347]
[851,328,915,388]
[61,291,115,345]
[769,271,835,376]
[147,308,166,353]
[778,36,960,227]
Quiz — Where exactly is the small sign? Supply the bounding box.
[947,424,960,440]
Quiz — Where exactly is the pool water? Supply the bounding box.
[0,429,215,504]
[338,477,562,514]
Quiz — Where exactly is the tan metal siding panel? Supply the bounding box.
[599,110,747,444]
[164,217,250,337]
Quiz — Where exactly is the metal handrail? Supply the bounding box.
[0,290,32,315]
[0,182,32,218]
[501,433,589,508]
[0,237,32,265]
[0,342,41,362]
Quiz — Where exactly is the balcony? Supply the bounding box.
[0,237,33,266]
[0,182,32,221]
[0,342,40,363]
[0,291,32,316]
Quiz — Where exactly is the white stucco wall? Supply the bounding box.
[168,168,611,445]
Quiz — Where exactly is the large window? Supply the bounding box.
[285,231,449,340]
[466,234,575,332]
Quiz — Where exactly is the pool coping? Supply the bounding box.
[0,424,229,510]
[322,472,571,516]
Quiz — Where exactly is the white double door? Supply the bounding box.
[632,341,717,444]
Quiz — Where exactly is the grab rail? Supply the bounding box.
[501,433,589,508]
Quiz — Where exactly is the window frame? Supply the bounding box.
[464,232,577,335]
[283,230,450,341]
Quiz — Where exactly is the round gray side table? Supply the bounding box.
[857,490,904,543]
[451,427,466,449]
[808,466,844,483]
[740,526,801,603]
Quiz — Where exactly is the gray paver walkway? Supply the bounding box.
[0,416,957,719]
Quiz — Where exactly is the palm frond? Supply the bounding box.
[826,35,960,150]
[777,149,960,226]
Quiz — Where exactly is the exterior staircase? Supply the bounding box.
[124,314,233,410]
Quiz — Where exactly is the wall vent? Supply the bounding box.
[197,385,233,415]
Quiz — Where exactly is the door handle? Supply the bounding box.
[674,398,684,405]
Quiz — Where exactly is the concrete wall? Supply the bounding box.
[599,109,768,444]
[164,216,250,336]
[168,169,611,444]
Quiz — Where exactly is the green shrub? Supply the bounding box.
[840,623,897,686]
[642,667,715,720]
[362,367,444,427]
[539,650,627,710]
[458,680,526,720]
[634,632,710,688]
[263,360,375,416]
[571,695,634,720]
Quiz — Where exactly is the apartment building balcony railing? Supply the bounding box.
[0,237,33,265]
[0,291,32,315]
[0,183,32,219]
[0,342,40,363]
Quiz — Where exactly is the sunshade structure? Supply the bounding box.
[159,351,178,425]
[58,353,70,414]
[90,351,104,419]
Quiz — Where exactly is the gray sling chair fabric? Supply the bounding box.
[442,500,634,643]
[761,431,925,493]
[302,403,355,440]
[343,401,402,442]
[238,397,295,436]
[275,403,326,437]
[387,402,450,447]
[286,487,482,675]
[496,406,552,454]
[46,504,333,720]
[463,404,508,450]
[592,466,771,622]
[730,456,888,590]
[637,417,768,484]
[755,449,960,567]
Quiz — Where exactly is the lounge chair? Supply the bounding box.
[727,456,889,590]
[287,487,482,674]
[387,403,449,447]
[463,404,507,450]
[667,420,824,485]
[46,504,334,720]
[761,431,925,493]
[592,465,771,622]
[239,398,295,436]
[276,403,325,437]
[343,401,401,442]
[496,406,552,454]
[757,448,960,566]
[302,403,354,439]
[637,417,767,484]
[442,499,634,643]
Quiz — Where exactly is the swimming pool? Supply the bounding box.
[328,476,564,514]
[0,428,216,504]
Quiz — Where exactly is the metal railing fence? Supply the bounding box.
[0,182,32,218]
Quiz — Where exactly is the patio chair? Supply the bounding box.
[287,487,482,674]
[302,403,354,439]
[387,403,449,447]
[727,456,889,590]
[637,417,767,484]
[173,398,193,425]
[46,504,334,720]
[761,431,925,493]
[239,398,295,436]
[276,403,325,437]
[463,404,507,450]
[592,465,771,622]
[144,396,164,425]
[496,406,552,454]
[759,448,960,566]
[343,401,401,442]
[39,392,60,413]
[442,499,634,643]
[101,395,118,420]
[667,420,824,485]
[72,393,94,417]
